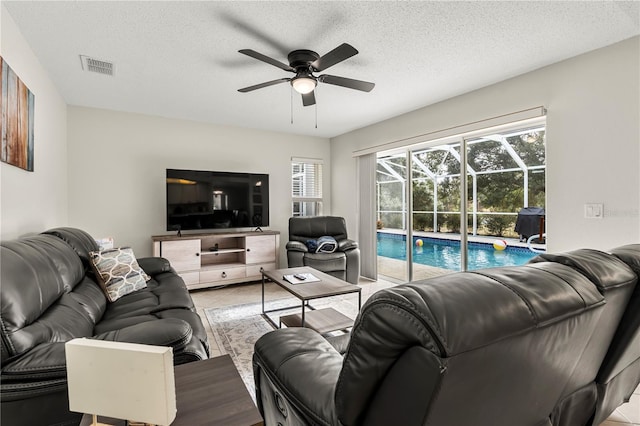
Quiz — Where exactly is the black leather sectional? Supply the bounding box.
[0,227,209,426]
[253,245,640,426]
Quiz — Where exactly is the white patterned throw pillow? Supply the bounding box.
[89,247,150,302]
[316,236,338,253]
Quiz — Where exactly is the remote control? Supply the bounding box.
[293,273,307,280]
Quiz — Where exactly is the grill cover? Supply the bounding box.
[515,207,545,239]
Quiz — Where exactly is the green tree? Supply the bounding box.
[376,130,545,236]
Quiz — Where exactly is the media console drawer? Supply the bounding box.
[152,231,280,290]
[179,271,200,286]
[200,266,246,283]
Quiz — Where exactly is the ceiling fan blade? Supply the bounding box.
[302,91,316,107]
[318,75,375,92]
[238,78,290,93]
[221,13,290,55]
[311,43,358,72]
[239,49,294,72]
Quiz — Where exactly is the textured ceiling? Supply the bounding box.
[4,1,639,138]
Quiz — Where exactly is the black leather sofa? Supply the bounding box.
[286,216,360,284]
[1,227,209,426]
[253,245,640,426]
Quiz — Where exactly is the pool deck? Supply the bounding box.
[376,229,545,282]
[378,256,452,282]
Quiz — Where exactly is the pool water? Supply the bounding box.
[377,233,540,271]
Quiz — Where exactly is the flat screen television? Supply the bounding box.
[166,169,269,231]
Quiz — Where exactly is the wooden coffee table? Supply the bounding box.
[261,266,361,334]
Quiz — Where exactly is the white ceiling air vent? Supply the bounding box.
[79,55,115,76]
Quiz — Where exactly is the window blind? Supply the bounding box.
[292,158,323,217]
[292,162,323,199]
[357,153,378,279]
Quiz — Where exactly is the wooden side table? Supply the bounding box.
[80,355,263,426]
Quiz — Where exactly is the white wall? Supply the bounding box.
[67,107,330,263]
[331,36,640,253]
[0,5,68,240]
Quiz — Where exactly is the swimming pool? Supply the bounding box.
[377,233,540,271]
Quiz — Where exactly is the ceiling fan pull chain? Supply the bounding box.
[314,87,318,129]
[290,86,294,124]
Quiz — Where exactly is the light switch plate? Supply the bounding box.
[584,203,603,219]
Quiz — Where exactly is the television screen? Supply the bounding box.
[166,169,269,231]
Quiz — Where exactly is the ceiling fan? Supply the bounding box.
[237,43,375,107]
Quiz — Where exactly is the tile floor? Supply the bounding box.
[190,278,640,426]
[601,390,640,426]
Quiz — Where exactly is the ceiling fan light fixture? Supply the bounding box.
[291,76,316,94]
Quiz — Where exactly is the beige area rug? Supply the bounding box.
[204,296,360,399]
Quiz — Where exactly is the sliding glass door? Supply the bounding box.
[463,125,546,270]
[410,140,464,276]
[376,152,409,282]
[376,119,546,281]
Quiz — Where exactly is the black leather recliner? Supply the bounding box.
[0,228,209,426]
[591,244,640,425]
[253,246,640,426]
[286,216,360,284]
